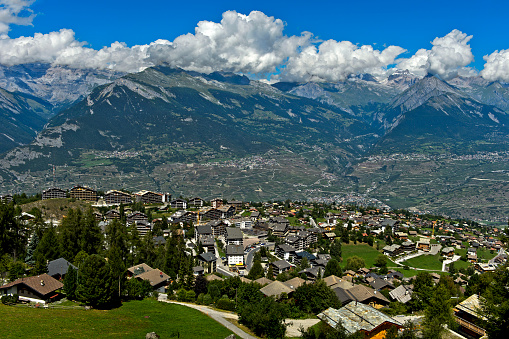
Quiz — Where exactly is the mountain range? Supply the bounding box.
[0,63,508,221]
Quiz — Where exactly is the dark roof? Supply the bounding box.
[198,252,217,262]
[226,227,243,239]
[277,244,297,253]
[47,258,76,277]
[295,251,317,261]
[153,235,166,245]
[226,245,244,256]
[369,278,394,290]
[128,263,154,276]
[196,225,212,234]
[272,260,292,270]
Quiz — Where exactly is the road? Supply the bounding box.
[489,247,505,265]
[245,242,274,272]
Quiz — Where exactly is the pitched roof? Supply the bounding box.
[0,274,63,297]
[455,294,484,319]
[254,277,272,286]
[47,258,76,277]
[323,275,343,287]
[369,278,395,291]
[283,277,308,289]
[239,277,252,284]
[198,252,217,262]
[226,227,243,239]
[318,303,402,334]
[226,244,244,256]
[272,260,292,270]
[127,263,154,276]
[389,285,413,304]
[260,280,294,298]
[136,269,170,287]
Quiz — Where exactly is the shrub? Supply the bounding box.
[1,294,19,305]
[202,294,212,305]
[186,290,196,302]
[216,297,236,311]
[177,288,187,302]
[196,293,204,305]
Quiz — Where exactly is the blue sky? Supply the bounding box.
[3,0,509,81]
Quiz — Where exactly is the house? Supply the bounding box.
[200,235,216,253]
[260,280,294,299]
[47,258,76,280]
[134,190,163,204]
[275,244,297,262]
[136,269,170,293]
[228,200,243,213]
[170,199,187,209]
[318,303,403,338]
[0,274,63,304]
[188,197,204,207]
[475,263,497,274]
[254,277,272,286]
[298,267,323,281]
[126,211,148,224]
[395,232,408,240]
[271,223,289,238]
[42,187,66,200]
[127,263,154,278]
[197,252,217,274]
[389,285,413,304]
[217,205,236,219]
[383,244,403,257]
[283,277,308,290]
[211,198,223,209]
[401,241,415,252]
[271,260,292,276]
[294,251,316,266]
[417,238,431,251]
[332,284,390,308]
[369,278,394,291]
[192,266,204,276]
[70,185,97,201]
[105,190,133,204]
[205,274,224,282]
[226,227,243,246]
[207,220,227,237]
[195,225,213,242]
[105,209,120,220]
[441,247,455,257]
[453,294,486,338]
[226,245,244,267]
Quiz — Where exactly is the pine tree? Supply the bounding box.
[76,254,115,307]
[35,225,60,262]
[266,264,274,280]
[247,260,264,280]
[422,284,453,339]
[64,266,78,300]
[25,232,39,266]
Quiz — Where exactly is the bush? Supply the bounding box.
[186,290,196,302]
[1,294,19,305]
[216,297,236,311]
[202,294,212,305]
[177,288,187,302]
[196,293,204,305]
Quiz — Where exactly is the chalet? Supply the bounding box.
[228,200,243,213]
[197,252,217,274]
[271,223,289,238]
[299,267,323,281]
[276,244,297,262]
[170,199,187,209]
[136,269,170,293]
[0,274,63,304]
[105,190,133,204]
[0,194,12,203]
[400,240,415,252]
[332,284,390,308]
[318,303,402,338]
[234,218,252,229]
[104,209,120,220]
[188,197,204,207]
[195,224,213,243]
[283,276,308,290]
[475,263,496,274]
[126,211,148,224]
[453,294,486,338]
[211,198,223,208]
[369,278,394,291]
[416,238,431,251]
[226,227,243,246]
[217,205,236,219]
[42,187,66,200]
[135,220,152,237]
[207,220,227,237]
[70,185,97,201]
[294,251,317,266]
[389,284,413,304]
[395,232,408,240]
[226,245,244,267]
[285,235,302,250]
[134,190,162,204]
[441,247,455,257]
[383,244,403,257]
[127,263,153,278]
[192,266,204,276]
[260,280,294,299]
[271,260,292,276]
[200,235,215,253]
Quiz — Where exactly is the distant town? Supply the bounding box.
[0,183,507,338]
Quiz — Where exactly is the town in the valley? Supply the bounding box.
[0,184,507,339]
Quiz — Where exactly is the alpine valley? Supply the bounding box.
[1,64,509,222]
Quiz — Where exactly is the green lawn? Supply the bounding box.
[0,299,234,338]
[341,244,384,268]
[451,259,471,270]
[401,254,443,271]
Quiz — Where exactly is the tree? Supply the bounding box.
[35,225,60,262]
[25,232,39,266]
[80,207,102,255]
[422,284,453,339]
[8,261,24,281]
[294,279,340,314]
[76,254,115,308]
[238,296,288,338]
[330,240,342,262]
[411,272,434,311]
[345,256,365,272]
[481,264,509,339]
[247,260,265,280]
[324,258,342,278]
[194,274,208,296]
[64,266,78,300]
[374,254,388,268]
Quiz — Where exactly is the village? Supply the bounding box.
[0,184,507,339]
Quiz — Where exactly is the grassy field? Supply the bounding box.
[21,198,92,220]
[0,299,234,338]
[341,244,384,268]
[401,254,443,271]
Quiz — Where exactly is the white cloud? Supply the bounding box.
[480,50,509,82]
[396,29,474,80]
[0,0,35,35]
[280,40,406,82]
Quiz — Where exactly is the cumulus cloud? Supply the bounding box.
[480,50,509,82]
[280,40,406,82]
[0,0,35,35]
[396,29,474,80]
